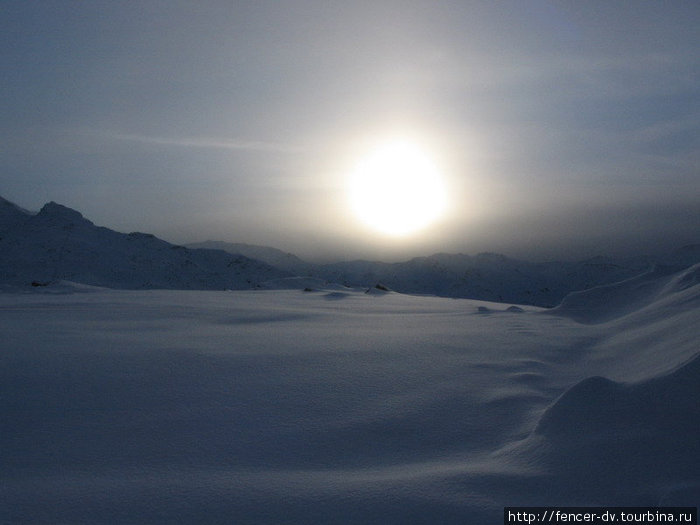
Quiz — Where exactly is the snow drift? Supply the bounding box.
[1,261,697,523]
[550,263,700,323]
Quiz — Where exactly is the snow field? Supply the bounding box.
[1,270,698,524]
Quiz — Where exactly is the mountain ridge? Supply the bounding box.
[1,195,698,306]
[0,198,289,290]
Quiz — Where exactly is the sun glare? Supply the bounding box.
[347,140,447,236]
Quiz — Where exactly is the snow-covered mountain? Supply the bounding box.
[0,199,288,290]
[184,242,666,307]
[186,240,313,275]
[2,195,697,304]
[311,252,654,307]
[0,194,32,233]
[190,237,700,307]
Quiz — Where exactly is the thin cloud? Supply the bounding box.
[106,132,301,153]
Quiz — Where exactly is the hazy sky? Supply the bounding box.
[2,1,698,261]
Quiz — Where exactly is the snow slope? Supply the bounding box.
[550,264,695,323]
[0,201,289,290]
[1,264,697,524]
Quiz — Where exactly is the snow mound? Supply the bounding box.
[323,291,351,300]
[31,280,110,294]
[476,304,527,314]
[537,353,700,439]
[0,280,109,294]
[491,351,700,505]
[660,262,700,294]
[551,263,700,323]
[259,276,331,290]
[527,353,700,499]
[365,283,392,295]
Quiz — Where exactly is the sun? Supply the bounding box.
[347,139,447,236]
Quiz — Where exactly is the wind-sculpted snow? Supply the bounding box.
[536,353,700,441]
[1,264,698,524]
[519,353,700,505]
[551,263,700,324]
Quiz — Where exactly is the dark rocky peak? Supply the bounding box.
[37,201,93,226]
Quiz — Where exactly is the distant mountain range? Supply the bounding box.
[2,196,699,306]
[185,240,313,275]
[186,232,700,307]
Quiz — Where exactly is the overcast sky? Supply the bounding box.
[2,1,698,261]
